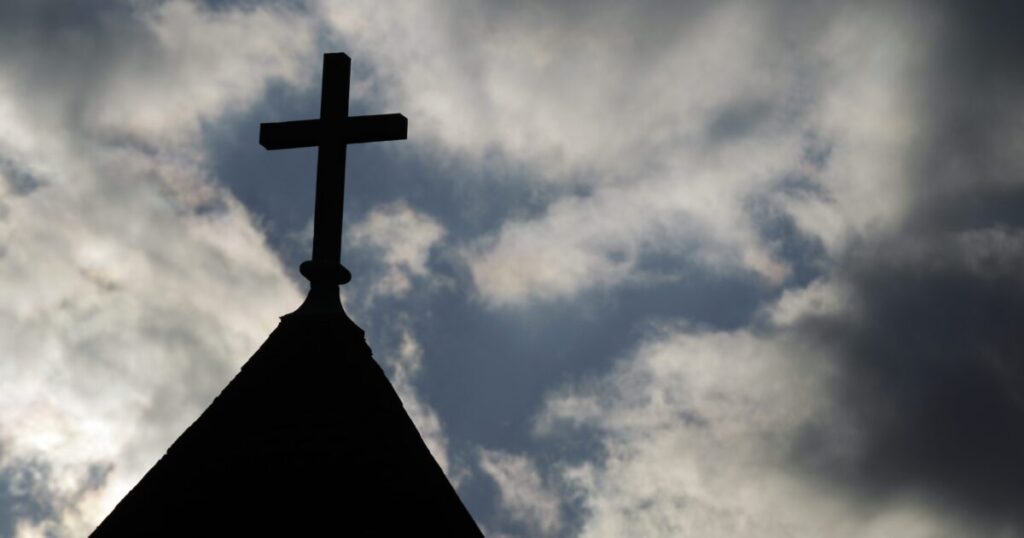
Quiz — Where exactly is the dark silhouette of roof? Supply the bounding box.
[91,300,482,536]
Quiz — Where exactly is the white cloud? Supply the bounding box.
[323,1,807,305]
[349,199,446,299]
[479,449,563,537]
[778,4,935,256]
[0,2,316,535]
[318,1,941,307]
[766,276,853,327]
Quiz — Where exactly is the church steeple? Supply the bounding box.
[90,53,482,536]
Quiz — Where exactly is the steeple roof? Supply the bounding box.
[91,306,482,536]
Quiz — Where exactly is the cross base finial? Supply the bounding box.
[299,260,352,285]
[289,260,351,316]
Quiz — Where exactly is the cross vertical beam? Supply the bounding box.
[260,53,407,295]
[310,53,350,272]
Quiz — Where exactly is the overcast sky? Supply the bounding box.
[2,1,1023,536]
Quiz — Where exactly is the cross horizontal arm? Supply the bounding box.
[260,114,408,150]
[260,119,321,150]
[343,114,408,144]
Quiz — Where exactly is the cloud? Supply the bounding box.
[0,1,316,534]
[769,2,1024,527]
[2,1,1022,536]
[322,2,796,301]
[523,2,1024,526]
[479,449,563,537]
[536,322,986,537]
[349,199,447,299]
[528,203,1024,534]
[379,323,459,480]
[342,203,458,483]
[777,230,1024,531]
[319,1,945,307]
[323,3,1024,535]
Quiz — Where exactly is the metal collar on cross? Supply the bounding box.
[260,53,407,292]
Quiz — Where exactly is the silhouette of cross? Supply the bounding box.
[260,53,407,285]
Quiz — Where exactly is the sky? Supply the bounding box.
[1,1,1023,536]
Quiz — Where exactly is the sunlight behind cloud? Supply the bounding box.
[0,2,314,534]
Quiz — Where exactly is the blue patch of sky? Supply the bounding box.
[413,262,770,451]
[0,155,42,195]
[748,176,830,289]
[0,461,57,537]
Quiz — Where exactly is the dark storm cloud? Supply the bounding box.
[790,2,1024,531]
[796,238,1024,530]
[910,1,1024,229]
[0,1,145,127]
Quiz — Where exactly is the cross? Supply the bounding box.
[260,52,407,287]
